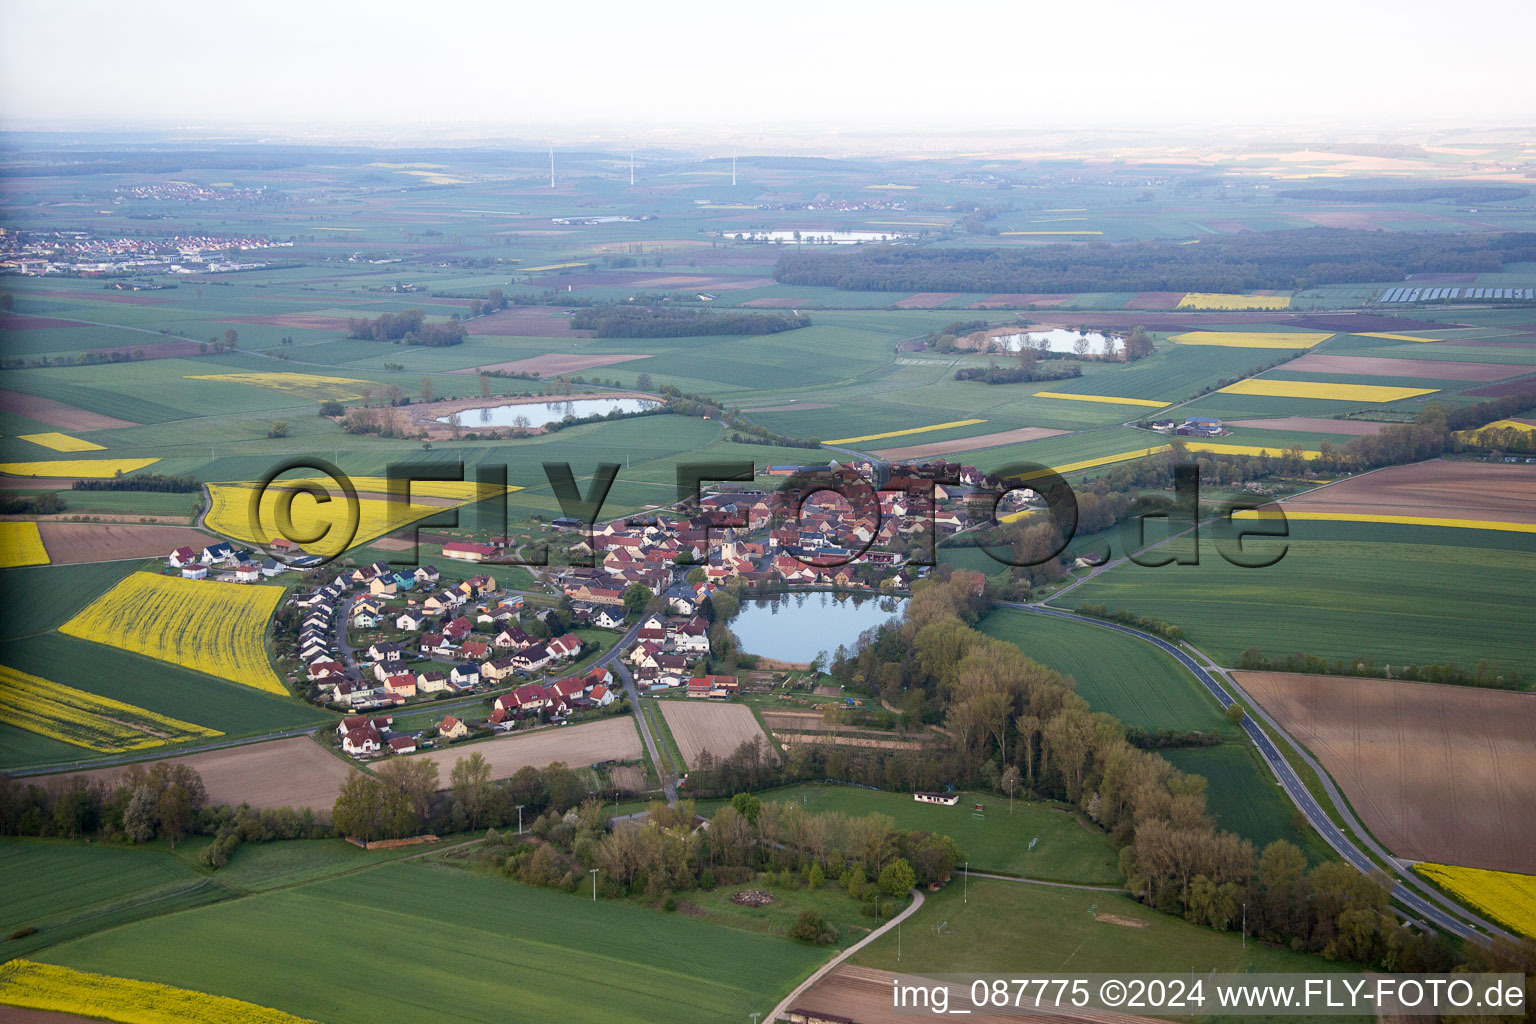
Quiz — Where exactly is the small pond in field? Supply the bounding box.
[730,591,907,663]
[438,397,660,428]
[994,328,1122,356]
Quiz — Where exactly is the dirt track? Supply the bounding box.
[47,737,353,814]
[411,716,641,780]
[869,426,1068,460]
[658,700,774,767]
[38,523,210,564]
[1282,458,1536,524]
[1236,671,1536,874]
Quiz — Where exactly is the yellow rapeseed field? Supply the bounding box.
[1412,863,1536,939]
[519,261,590,272]
[204,477,513,558]
[0,960,318,1024]
[0,458,160,478]
[1031,392,1170,408]
[1176,292,1292,310]
[1171,331,1331,349]
[1355,332,1442,343]
[824,419,986,445]
[0,665,221,752]
[0,522,50,568]
[1217,379,1438,403]
[184,372,370,402]
[60,572,286,695]
[18,432,106,452]
[1181,441,1323,460]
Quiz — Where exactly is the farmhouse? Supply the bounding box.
[442,541,496,562]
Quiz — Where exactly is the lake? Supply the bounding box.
[731,591,907,663]
[439,397,660,429]
[994,328,1122,356]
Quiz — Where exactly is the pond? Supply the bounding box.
[438,397,660,429]
[730,591,907,664]
[993,328,1122,357]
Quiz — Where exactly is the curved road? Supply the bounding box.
[999,601,1503,941]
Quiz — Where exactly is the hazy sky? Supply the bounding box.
[3,0,1534,136]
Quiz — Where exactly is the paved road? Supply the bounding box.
[998,602,1503,941]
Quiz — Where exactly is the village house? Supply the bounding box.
[449,663,480,687]
[180,564,208,580]
[383,673,417,699]
[437,715,469,741]
[168,545,197,567]
[416,670,448,694]
[395,610,425,631]
[480,656,518,682]
[387,735,417,755]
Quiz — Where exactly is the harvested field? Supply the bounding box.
[1282,459,1536,525]
[412,716,641,779]
[467,307,594,338]
[89,340,204,360]
[795,965,1164,1024]
[741,297,811,308]
[1280,353,1524,382]
[446,352,649,376]
[1126,291,1188,309]
[47,737,352,813]
[37,523,211,564]
[0,391,137,430]
[0,478,79,491]
[893,292,962,308]
[968,293,1071,307]
[1463,378,1536,398]
[1235,672,1536,874]
[1225,417,1387,435]
[658,701,774,767]
[868,426,1068,460]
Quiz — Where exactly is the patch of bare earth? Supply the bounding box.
[0,390,138,430]
[797,966,1166,1023]
[411,716,642,780]
[37,523,210,564]
[1282,458,1536,524]
[49,737,352,813]
[893,292,962,308]
[1225,417,1387,436]
[869,427,1068,460]
[1281,353,1525,382]
[1236,671,1536,874]
[658,700,774,767]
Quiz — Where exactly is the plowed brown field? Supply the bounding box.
[412,716,641,779]
[658,700,774,767]
[1236,672,1536,873]
[1282,459,1536,524]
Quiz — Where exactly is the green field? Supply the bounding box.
[979,608,1232,736]
[854,878,1367,1022]
[34,858,826,1023]
[746,783,1122,885]
[1061,522,1536,680]
[1160,744,1328,860]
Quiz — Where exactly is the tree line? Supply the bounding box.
[1238,648,1523,691]
[569,305,811,338]
[72,472,199,493]
[772,230,1536,294]
[346,308,466,347]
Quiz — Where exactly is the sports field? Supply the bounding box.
[746,783,1122,885]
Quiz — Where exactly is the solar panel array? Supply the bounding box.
[1378,286,1535,303]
